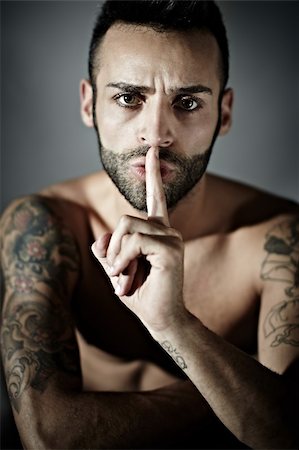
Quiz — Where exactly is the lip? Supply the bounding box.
[130,158,176,182]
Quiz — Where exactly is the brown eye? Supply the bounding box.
[175,95,201,112]
[178,96,199,111]
[116,93,142,108]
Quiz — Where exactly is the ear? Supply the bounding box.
[219,88,233,136]
[80,79,94,127]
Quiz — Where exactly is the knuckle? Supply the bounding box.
[167,237,184,260]
[121,233,131,246]
[106,252,115,266]
[107,243,119,265]
[168,227,183,240]
[132,231,142,243]
[176,236,184,251]
[119,214,131,229]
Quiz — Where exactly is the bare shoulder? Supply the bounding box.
[0,195,63,240]
[0,193,87,305]
[0,193,82,245]
[1,170,110,244]
[0,195,81,293]
[38,170,108,208]
[0,172,112,309]
[207,174,298,291]
[207,173,298,230]
[225,176,298,248]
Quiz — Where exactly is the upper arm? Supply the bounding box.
[0,197,82,417]
[258,216,299,375]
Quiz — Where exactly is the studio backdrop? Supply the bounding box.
[1,1,299,209]
[0,1,298,449]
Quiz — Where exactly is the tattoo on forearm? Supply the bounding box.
[160,340,187,370]
[0,198,81,412]
[261,218,299,347]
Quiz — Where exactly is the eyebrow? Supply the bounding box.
[106,82,213,95]
[106,82,152,94]
[171,85,213,95]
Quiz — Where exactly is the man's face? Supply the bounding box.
[92,23,223,211]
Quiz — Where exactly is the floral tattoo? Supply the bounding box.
[0,197,81,413]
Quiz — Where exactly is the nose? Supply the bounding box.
[137,100,175,148]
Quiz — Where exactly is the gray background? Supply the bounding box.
[1,1,299,211]
[0,1,298,448]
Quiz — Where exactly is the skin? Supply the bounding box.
[91,24,226,154]
[92,147,184,328]
[1,23,298,449]
[80,24,233,238]
[92,145,299,448]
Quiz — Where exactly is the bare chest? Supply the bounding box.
[183,240,259,351]
[73,233,259,392]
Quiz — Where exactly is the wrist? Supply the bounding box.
[149,308,197,342]
[148,310,198,372]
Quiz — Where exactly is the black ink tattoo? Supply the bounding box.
[263,298,299,347]
[160,340,187,370]
[0,198,81,413]
[261,218,299,297]
[261,218,299,348]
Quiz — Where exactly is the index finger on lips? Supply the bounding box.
[146,146,170,226]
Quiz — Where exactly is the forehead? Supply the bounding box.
[95,23,221,91]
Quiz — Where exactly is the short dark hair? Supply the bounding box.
[88,0,229,91]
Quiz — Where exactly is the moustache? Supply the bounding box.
[118,145,189,166]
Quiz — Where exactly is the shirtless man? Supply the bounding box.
[1,1,298,449]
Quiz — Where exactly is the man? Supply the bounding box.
[1,1,298,448]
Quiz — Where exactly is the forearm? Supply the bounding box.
[151,312,297,449]
[14,379,213,449]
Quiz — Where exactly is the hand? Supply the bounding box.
[92,147,186,333]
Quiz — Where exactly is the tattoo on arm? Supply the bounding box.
[263,298,299,347]
[0,198,81,413]
[261,218,299,348]
[160,340,187,370]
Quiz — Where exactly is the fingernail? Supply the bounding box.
[115,283,121,295]
[91,241,98,255]
[109,265,116,275]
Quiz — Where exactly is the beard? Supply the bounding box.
[93,106,221,211]
[99,143,212,211]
